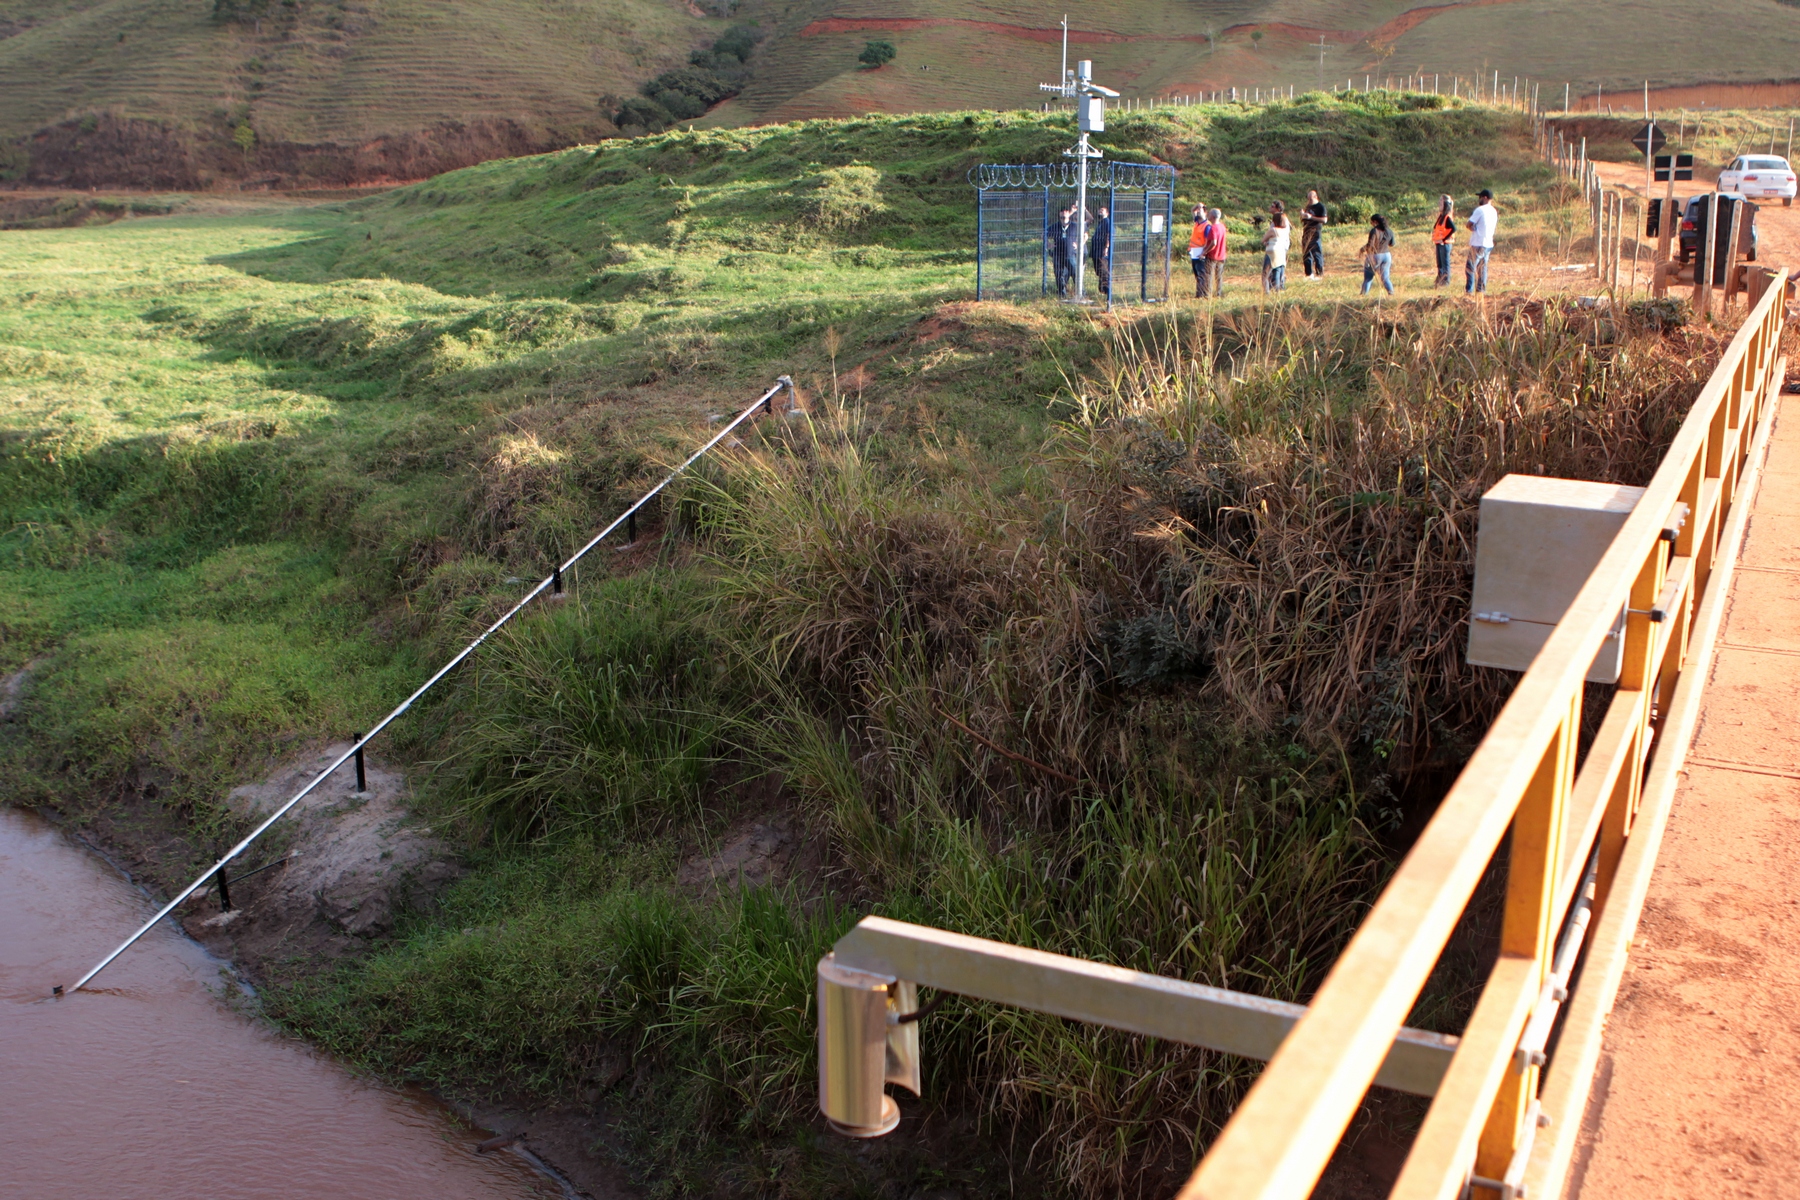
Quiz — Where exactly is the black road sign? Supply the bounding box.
[1654,153,1695,182]
[1633,123,1667,157]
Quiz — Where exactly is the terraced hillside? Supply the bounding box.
[729,0,1800,122]
[6,0,1800,189]
[0,0,720,186]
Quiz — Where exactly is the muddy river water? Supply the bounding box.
[0,807,554,1198]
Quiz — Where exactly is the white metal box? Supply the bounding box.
[1467,474,1645,684]
[1078,96,1105,132]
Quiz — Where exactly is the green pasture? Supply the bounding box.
[0,99,1696,1196]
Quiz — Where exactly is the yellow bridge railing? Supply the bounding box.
[814,275,1790,1199]
[1187,274,1791,1200]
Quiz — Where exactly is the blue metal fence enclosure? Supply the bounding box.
[971,161,1176,309]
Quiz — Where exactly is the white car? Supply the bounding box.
[1718,155,1797,206]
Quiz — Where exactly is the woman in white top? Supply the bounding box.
[1262,201,1292,293]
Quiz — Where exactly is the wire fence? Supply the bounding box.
[973,161,1176,309]
[62,376,797,996]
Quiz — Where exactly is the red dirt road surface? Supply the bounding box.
[1571,395,1800,1197]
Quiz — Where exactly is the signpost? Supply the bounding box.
[1650,152,1692,297]
[1633,121,1665,195]
[1653,153,1695,182]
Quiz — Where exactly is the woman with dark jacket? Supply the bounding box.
[1360,213,1395,296]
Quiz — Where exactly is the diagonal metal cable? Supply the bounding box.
[64,375,794,995]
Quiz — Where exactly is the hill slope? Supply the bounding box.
[728,0,1800,123]
[6,0,1800,189]
[0,0,720,186]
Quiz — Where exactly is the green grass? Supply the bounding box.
[0,101,1720,1196]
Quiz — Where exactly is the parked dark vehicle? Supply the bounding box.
[1678,194,1758,264]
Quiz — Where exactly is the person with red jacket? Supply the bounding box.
[1430,195,1457,287]
[1203,208,1228,298]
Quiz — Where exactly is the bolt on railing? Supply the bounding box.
[59,375,796,996]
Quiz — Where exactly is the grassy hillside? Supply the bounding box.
[6,0,1800,189]
[0,103,1750,1197]
[0,0,718,143]
[239,93,1544,299]
[0,0,721,185]
[725,0,1800,124]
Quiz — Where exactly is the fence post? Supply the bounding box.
[1041,186,1051,297]
[1473,694,1576,1186]
[1140,186,1150,303]
[1164,190,1174,303]
[976,188,986,301]
[1106,180,1117,312]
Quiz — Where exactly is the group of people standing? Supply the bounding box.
[1046,203,1114,299]
[1187,190,1329,298]
[1182,188,1499,299]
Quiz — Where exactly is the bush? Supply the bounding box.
[712,22,762,63]
[613,96,673,133]
[652,89,706,121]
[0,142,29,183]
[794,165,885,231]
[1334,194,1379,224]
[858,39,897,69]
[625,26,764,133]
[645,66,736,107]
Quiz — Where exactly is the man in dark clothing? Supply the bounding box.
[1048,207,1077,298]
[1300,189,1328,278]
[1089,205,1112,299]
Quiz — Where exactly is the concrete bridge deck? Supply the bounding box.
[1571,394,1800,1197]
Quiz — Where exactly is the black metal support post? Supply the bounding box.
[216,865,232,912]
[353,734,367,793]
[552,565,563,594]
[626,511,637,543]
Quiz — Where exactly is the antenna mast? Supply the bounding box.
[1060,15,1068,96]
[1039,51,1117,303]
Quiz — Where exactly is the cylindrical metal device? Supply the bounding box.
[817,955,899,1136]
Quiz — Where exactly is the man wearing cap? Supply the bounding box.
[1465,188,1497,294]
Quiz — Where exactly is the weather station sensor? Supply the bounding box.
[1038,32,1119,303]
[1078,94,1105,132]
[1466,474,1670,684]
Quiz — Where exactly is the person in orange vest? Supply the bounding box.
[1430,195,1457,287]
[1188,205,1209,297]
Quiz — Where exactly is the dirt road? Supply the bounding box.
[1594,159,1800,272]
[1569,395,1800,1199]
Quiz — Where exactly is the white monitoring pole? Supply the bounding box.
[1038,56,1116,303]
[1059,14,1068,98]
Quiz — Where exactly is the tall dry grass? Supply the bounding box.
[1065,299,1717,774]
[677,296,1723,1195]
[316,297,1732,1200]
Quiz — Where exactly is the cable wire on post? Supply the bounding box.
[62,375,796,995]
